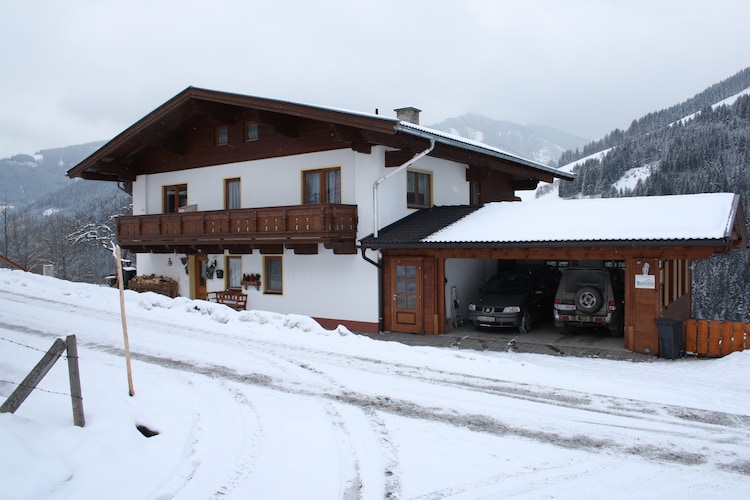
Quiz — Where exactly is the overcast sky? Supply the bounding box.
[1,0,748,159]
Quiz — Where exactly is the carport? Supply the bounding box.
[360,193,748,355]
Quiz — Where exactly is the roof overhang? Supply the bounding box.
[361,193,748,259]
[67,86,574,186]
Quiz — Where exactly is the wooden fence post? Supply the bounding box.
[0,338,66,414]
[66,335,85,427]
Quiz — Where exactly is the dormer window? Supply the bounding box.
[216,126,229,146]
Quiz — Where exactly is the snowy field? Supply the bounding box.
[1,268,749,499]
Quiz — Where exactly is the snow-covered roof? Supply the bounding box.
[424,193,744,244]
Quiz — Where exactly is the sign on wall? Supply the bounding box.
[635,274,656,289]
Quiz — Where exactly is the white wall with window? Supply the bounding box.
[135,149,357,215]
[374,155,469,232]
[130,147,471,327]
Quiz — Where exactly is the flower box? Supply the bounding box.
[242,273,262,291]
[127,275,179,298]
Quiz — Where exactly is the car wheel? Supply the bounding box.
[518,310,531,334]
[575,286,603,314]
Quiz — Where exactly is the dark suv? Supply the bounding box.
[553,268,624,336]
[468,268,560,333]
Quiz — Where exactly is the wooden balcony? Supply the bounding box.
[116,204,358,254]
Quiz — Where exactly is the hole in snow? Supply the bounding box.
[136,424,159,438]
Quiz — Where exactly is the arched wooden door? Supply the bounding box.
[390,258,423,334]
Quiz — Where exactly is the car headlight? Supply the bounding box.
[503,306,521,313]
[468,304,476,311]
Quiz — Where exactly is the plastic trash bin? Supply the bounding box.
[655,318,683,359]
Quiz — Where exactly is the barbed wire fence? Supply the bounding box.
[0,334,85,427]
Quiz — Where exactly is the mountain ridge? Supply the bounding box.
[428,113,589,166]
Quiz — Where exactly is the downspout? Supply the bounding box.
[372,138,435,238]
[366,138,434,333]
[360,246,380,268]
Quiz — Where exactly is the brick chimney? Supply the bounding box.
[394,106,421,125]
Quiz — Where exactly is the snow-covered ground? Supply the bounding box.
[1,268,749,499]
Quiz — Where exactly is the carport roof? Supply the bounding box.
[361,193,748,250]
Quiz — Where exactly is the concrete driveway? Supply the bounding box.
[356,322,656,362]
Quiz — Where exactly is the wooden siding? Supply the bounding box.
[662,259,690,308]
[117,204,357,254]
[684,319,750,357]
[623,257,660,353]
[135,115,356,175]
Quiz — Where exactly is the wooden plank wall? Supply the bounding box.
[684,319,750,357]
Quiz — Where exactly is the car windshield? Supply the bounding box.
[481,272,531,295]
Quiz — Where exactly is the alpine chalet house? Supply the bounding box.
[67,87,572,333]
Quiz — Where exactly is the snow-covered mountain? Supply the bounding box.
[525,84,750,202]
[428,113,589,166]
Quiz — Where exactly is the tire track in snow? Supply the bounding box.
[209,380,262,499]
[360,406,402,499]
[3,290,750,476]
[5,287,746,440]
[321,401,364,500]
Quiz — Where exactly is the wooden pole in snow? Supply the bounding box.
[66,335,86,427]
[115,245,135,396]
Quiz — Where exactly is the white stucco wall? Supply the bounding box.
[374,155,470,232]
[444,258,496,326]
[130,147,471,327]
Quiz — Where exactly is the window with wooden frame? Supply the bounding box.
[264,255,283,294]
[407,169,432,208]
[225,178,241,210]
[245,122,259,141]
[215,126,229,146]
[303,167,341,204]
[163,184,188,213]
[226,256,242,289]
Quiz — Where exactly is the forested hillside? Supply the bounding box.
[554,70,750,322]
[0,142,106,206]
[0,142,130,282]
[558,68,750,166]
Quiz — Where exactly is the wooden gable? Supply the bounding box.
[67,87,573,192]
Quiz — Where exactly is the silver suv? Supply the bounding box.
[553,268,624,336]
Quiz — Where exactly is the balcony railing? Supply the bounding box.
[117,204,358,254]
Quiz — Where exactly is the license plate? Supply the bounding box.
[478,316,495,323]
[576,315,591,322]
